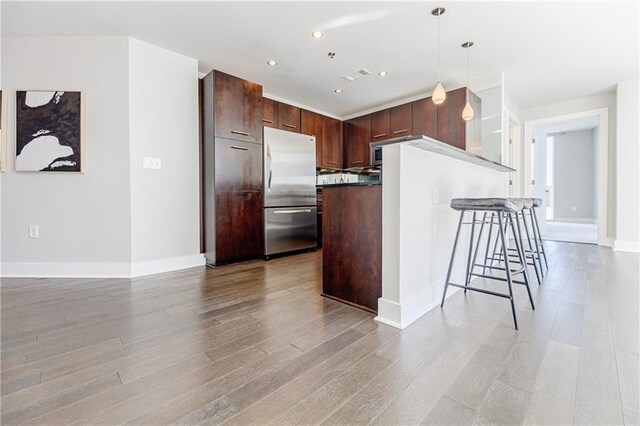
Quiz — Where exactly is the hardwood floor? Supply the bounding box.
[1,242,638,425]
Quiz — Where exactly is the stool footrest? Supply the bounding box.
[447,283,512,299]
[468,272,530,287]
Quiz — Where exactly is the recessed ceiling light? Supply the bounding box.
[267,60,278,66]
[379,71,388,77]
[334,89,343,94]
[311,31,324,39]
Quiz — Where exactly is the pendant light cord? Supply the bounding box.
[466,46,469,87]
[437,14,441,81]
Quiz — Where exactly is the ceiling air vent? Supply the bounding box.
[343,68,372,82]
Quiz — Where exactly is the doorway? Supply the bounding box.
[523,109,608,245]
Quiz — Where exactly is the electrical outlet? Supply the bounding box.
[143,157,162,170]
[433,188,439,204]
[28,225,39,239]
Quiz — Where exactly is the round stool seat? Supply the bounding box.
[513,198,534,209]
[450,198,524,213]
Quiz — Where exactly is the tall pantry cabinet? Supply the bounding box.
[202,70,264,266]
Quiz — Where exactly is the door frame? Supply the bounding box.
[504,110,522,197]
[523,108,609,246]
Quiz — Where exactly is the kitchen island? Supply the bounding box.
[322,183,381,313]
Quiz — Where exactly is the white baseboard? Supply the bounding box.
[130,254,205,278]
[552,218,597,224]
[2,254,206,278]
[613,240,640,253]
[375,282,457,330]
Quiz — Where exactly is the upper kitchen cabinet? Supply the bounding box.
[343,114,372,168]
[389,103,412,138]
[301,110,323,167]
[412,97,438,139]
[370,109,390,142]
[277,102,301,133]
[207,70,263,144]
[437,87,481,150]
[321,116,342,169]
[263,98,277,128]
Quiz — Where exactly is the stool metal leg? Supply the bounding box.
[526,210,545,278]
[483,212,495,275]
[520,210,542,285]
[511,213,535,310]
[441,211,465,308]
[531,207,549,270]
[464,212,478,294]
[498,212,518,330]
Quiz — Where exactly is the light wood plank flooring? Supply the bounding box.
[1,242,638,425]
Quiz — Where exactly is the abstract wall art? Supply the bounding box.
[16,90,84,172]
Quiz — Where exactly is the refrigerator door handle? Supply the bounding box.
[274,209,313,214]
[266,144,273,191]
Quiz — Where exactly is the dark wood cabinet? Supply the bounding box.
[412,97,438,139]
[370,109,390,142]
[343,114,372,168]
[322,185,382,313]
[211,70,263,144]
[214,191,263,263]
[389,103,412,138]
[321,116,342,169]
[262,98,277,128]
[277,102,301,133]
[202,69,264,266]
[301,110,324,168]
[436,87,481,150]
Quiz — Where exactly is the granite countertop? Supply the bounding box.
[371,135,515,172]
[317,182,382,188]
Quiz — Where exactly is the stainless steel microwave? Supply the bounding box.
[371,146,382,166]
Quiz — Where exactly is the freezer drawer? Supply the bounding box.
[264,207,317,256]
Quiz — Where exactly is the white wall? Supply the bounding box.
[520,92,616,239]
[378,143,506,329]
[2,37,132,275]
[614,79,640,252]
[1,36,203,277]
[553,130,597,221]
[128,39,201,272]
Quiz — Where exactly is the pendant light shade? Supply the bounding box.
[432,7,446,105]
[462,101,474,121]
[432,82,446,105]
[461,41,474,121]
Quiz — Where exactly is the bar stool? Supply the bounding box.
[487,198,543,285]
[440,198,535,330]
[530,198,549,271]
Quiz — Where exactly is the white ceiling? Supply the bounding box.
[2,1,638,117]
[537,115,600,135]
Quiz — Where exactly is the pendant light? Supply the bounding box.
[432,7,446,105]
[461,41,474,121]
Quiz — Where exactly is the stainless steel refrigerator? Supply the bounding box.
[263,127,317,257]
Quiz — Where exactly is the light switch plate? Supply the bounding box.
[29,225,39,239]
[143,157,162,170]
[433,188,439,204]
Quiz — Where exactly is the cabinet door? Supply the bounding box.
[322,116,342,169]
[370,109,390,141]
[344,114,371,167]
[390,103,412,138]
[215,191,263,262]
[214,138,262,192]
[262,98,277,128]
[437,87,467,150]
[412,97,437,139]
[213,71,263,144]
[277,102,301,133]
[301,110,323,168]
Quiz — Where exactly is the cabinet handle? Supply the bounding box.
[328,161,338,165]
[373,133,387,138]
[283,123,297,129]
[352,160,364,164]
[262,119,274,123]
[393,129,408,134]
[230,145,249,151]
[230,130,250,136]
